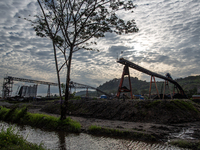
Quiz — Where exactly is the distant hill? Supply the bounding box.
[97,77,149,95]
[75,75,200,98]
[176,76,200,91]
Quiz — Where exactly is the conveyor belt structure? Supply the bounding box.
[69,81,112,98]
[117,58,186,97]
[3,76,111,98]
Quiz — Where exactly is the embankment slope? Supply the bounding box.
[42,99,200,124]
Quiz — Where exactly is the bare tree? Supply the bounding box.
[32,0,139,120]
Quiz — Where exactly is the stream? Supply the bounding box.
[0,121,189,150]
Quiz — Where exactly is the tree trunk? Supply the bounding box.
[52,42,62,101]
[60,46,73,120]
[52,42,65,120]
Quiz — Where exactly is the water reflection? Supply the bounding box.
[170,127,195,140]
[0,122,187,150]
[57,131,66,150]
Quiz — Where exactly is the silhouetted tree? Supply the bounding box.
[31,0,139,120]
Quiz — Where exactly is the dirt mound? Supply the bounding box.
[41,99,200,124]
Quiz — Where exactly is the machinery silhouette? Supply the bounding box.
[2,76,111,99]
[117,58,187,99]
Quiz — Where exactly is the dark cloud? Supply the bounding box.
[108,46,133,53]
[106,45,134,58]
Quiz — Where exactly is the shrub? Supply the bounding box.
[88,125,102,132]
[0,126,46,150]
[0,107,9,120]
[0,107,81,133]
[170,140,200,150]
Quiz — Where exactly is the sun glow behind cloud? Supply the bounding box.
[0,0,200,95]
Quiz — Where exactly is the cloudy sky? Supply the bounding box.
[0,0,200,95]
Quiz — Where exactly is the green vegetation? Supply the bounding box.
[70,96,81,100]
[0,126,47,150]
[89,125,128,137]
[146,100,161,108]
[143,99,199,114]
[171,100,199,113]
[165,102,177,110]
[0,106,81,133]
[88,125,102,132]
[88,125,156,141]
[170,140,200,150]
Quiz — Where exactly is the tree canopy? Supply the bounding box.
[33,0,139,52]
[31,0,139,119]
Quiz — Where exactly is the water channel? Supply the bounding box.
[0,121,188,150]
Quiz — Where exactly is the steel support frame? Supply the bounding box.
[149,76,160,99]
[2,77,13,98]
[47,84,50,97]
[117,65,133,99]
[117,58,186,98]
[86,88,88,97]
[163,80,172,99]
[173,85,181,95]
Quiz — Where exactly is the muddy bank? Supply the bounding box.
[31,108,200,142]
[1,99,200,143]
[40,99,200,142]
[42,99,200,124]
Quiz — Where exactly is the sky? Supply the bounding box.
[0,0,200,96]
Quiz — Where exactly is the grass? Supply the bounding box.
[88,125,127,137]
[170,139,200,150]
[172,99,199,113]
[0,107,9,120]
[146,100,161,108]
[0,106,81,133]
[88,125,156,141]
[0,126,47,150]
[144,99,199,114]
[88,125,102,132]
